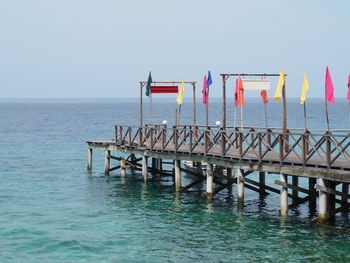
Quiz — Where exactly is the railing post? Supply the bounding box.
[239,132,243,159]
[279,134,284,163]
[302,130,309,166]
[162,127,166,149]
[128,127,132,145]
[115,126,118,145]
[120,126,123,145]
[150,128,154,148]
[221,128,226,155]
[189,127,193,152]
[204,128,209,153]
[326,132,331,168]
[258,133,262,161]
[174,126,178,151]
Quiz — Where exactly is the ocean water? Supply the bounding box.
[0,98,350,262]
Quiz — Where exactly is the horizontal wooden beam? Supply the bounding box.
[275,180,311,195]
[315,184,350,200]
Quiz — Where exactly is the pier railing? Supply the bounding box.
[114,125,350,171]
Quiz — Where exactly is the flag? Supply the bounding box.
[325,66,335,104]
[238,78,244,107]
[176,81,185,105]
[207,70,213,88]
[274,68,285,101]
[300,73,310,104]
[260,90,268,104]
[347,74,350,102]
[145,71,152,97]
[234,78,239,106]
[202,75,208,104]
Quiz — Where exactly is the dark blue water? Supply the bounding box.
[0,98,349,262]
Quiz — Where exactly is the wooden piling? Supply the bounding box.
[309,178,317,211]
[280,174,288,216]
[104,150,110,175]
[174,160,181,192]
[142,155,148,183]
[292,176,298,205]
[342,183,349,208]
[318,178,328,224]
[259,171,265,196]
[206,163,213,197]
[236,169,244,206]
[120,159,126,177]
[87,148,92,171]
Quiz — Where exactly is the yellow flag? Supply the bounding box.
[300,73,309,104]
[176,81,185,105]
[274,68,285,101]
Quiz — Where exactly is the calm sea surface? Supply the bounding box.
[0,98,350,262]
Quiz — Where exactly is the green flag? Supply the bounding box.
[145,71,152,97]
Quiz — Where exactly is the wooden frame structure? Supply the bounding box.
[139,81,196,127]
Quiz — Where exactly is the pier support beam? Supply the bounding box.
[206,163,213,197]
[235,169,244,207]
[309,178,317,211]
[342,183,349,208]
[104,150,110,175]
[120,159,126,177]
[259,171,265,196]
[292,176,298,205]
[318,178,328,224]
[280,174,288,216]
[142,155,148,183]
[174,160,181,192]
[87,148,93,171]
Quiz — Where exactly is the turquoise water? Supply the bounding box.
[1,98,350,262]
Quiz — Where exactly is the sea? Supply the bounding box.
[0,98,350,262]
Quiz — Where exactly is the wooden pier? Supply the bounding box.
[87,125,350,225]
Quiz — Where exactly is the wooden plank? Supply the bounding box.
[274,180,311,195]
[315,184,350,200]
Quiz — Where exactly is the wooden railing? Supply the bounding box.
[115,125,350,170]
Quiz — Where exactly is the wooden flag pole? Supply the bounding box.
[177,104,182,126]
[240,106,243,130]
[348,102,350,130]
[303,102,307,130]
[264,103,268,129]
[150,93,153,124]
[206,103,209,127]
[325,86,330,131]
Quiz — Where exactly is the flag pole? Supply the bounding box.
[325,85,330,131]
[150,93,153,124]
[177,104,182,126]
[206,103,209,127]
[348,101,350,130]
[303,102,307,130]
[240,106,243,130]
[264,103,268,129]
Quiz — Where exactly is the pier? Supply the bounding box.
[87,125,350,224]
[86,73,350,225]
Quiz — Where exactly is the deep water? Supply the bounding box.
[0,98,350,262]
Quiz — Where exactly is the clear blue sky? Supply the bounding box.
[0,0,349,98]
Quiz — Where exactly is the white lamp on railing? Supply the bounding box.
[215,121,221,127]
[162,120,168,125]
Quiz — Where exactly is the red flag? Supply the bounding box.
[325,66,335,104]
[260,90,268,104]
[202,75,208,104]
[347,74,350,102]
[238,78,244,107]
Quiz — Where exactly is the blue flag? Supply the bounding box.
[206,70,213,88]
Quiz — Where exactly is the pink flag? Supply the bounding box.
[347,74,350,102]
[202,75,208,104]
[234,78,239,106]
[325,66,335,104]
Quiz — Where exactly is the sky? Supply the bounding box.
[0,0,349,98]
